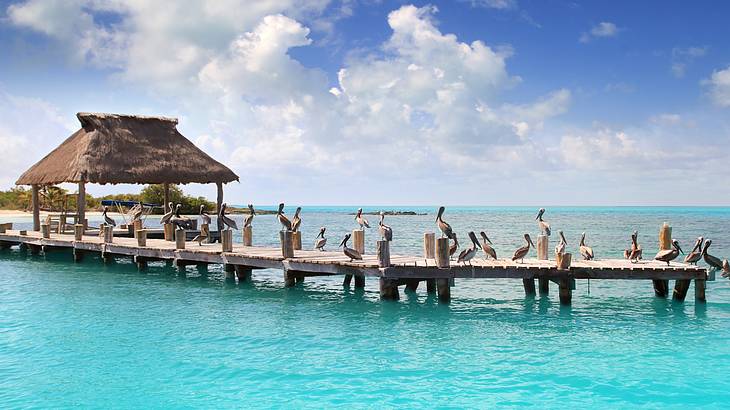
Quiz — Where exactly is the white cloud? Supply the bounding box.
[704,65,730,107]
[670,46,708,78]
[468,0,517,10]
[580,22,620,43]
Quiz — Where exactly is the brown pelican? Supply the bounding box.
[102,206,117,227]
[449,233,459,259]
[555,230,567,256]
[291,207,302,232]
[479,231,497,260]
[314,227,327,251]
[243,204,255,228]
[512,233,535,263]
[378,212,393,241]
[160,202,174,225]
[536,208,551,236]
[131,201,144,222]
[339,233,362,261]
[436,206,454,239]
[628,230,642,263]
[219,203,238,230]
[170,204,192,230]
[355,208,370,230]
[683,237,704,265]
[654,239,683,265]
[702,240,723,271]
[457,232,480,265]
[199,205,211,225]
[191,228,207,246]
[722,259,729,278]
[579,232,594,260]
[277,203,292,231]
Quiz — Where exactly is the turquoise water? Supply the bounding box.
[2,207,730,408]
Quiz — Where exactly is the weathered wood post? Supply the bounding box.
[41,223,50,239]
[135,256,148,271]
[377,240,391,268]
[32,184,40,231]
[673,279,691,301]
[435,237,450,269]
[74,224,84,241]
[58,214,66,234]
[175,229,186,250]
[221,229,233,252]
[280,231,294,259]
[73,248,83,262]
[556,252,572,270]
[344,229,366,286]
[216,182,223,234]
[436,278,451,303]
[163,223,174,242]
[536,234,548,295]
[132,220,143,238]
[136,229,147,247]
[424,233,436,293]
[224,264,235,280]
[235,265,252,282]
[242,226,252,246]
[104,225,114,243]
[163,183,170,215]
[656,222,671,297]
[77,180,85,234]
[559,278,572,305]
[379,278,399,300]
[695,276,706,302]
[292,231,302,250]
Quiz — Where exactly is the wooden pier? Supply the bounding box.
[0,227,711,305]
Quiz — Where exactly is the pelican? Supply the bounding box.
[191,228,207,246]
[536,208,551,236]
[449,233,459,259]
[457,232,480,265]
[314,227,327,251]
[378,212,393,241]
[701,240,723,271]
[219,203,238,230]
[131,201,144,222]
[683,237,704,265]
[628,230,642,263]
[170,204,192,230]
[102,206,116,227]
[579,232,594,260]
[355,208,370,230]
[722,259,729,278]
[199,205,211,225]
[291,207,302,232]
[339,233,362,261]
[555,230,567,256]
[243,204,255,228]
[277,203,291,231]
[479,231,497,260]
[654,239,683,265]
[512,233,535,263]
[436,206,454,239]
[160,202,174,225]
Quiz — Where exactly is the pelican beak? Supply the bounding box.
[528,237,535,247]
[677,244,684,254]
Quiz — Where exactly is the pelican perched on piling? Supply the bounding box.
[170,204,192,230]
[512,234,535,263]
[314,227,327,251]
[701,240,723,271]
[579,232,594,260]
[479,231,497,260]
[277,203,291,231]
[627,230,642,263]
[355,208,370,230]
[436,206,454,239]
[339,233,362,261]
[219,203,238,230]
[160,202,174,225]
[199,205,211,225]
[378,212,393,241]
[457,232,480,265]
[449,233,459,259]
[684,237,704,265]
[291,207,302,232]
[536,208,551,236]
[555,230,567,256]
[102,206,116,227]
[654,239,683,265]
[243,204,255,228]
[191,224,207,246]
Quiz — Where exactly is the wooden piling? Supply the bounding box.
[224,264,235,280]
[136,229,147,247]
[41,223,50,239]
[436,278,451,303]
[673,279,691,301]
[379,278,400,300]
[175,229,186,250]
[426,279,436,294]
[377,240,391,268]
[163,223,174,242]
[352,229,365,255]
[523,277,536,296]
[221,230,233,252]
[73,248,83,262]
[104,225,113,243]
[435,237,450,269]
[556,252,572,270]
[132,220,142,238]
[242,226,252,246]
[405,279,420,293]
[536,234,548,294]
[424,233,435,259]
[31,184,40,231]
[235,265,252,282]
[354,275,365,288]
[135,256,148,271]
[74,224,84,241]
[58,214,66,234]
[292,231,302,250]
[655,222,671,297]
[284,269,296,287]
[280,231,294,259]
[695,279,706,302]
[559,278,572,305]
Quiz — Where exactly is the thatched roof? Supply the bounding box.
[16,112,239,185]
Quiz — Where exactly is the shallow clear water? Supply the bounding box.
[2,207,730,408]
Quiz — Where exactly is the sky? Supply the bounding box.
[1,0,729,206]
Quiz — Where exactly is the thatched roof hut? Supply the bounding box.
[17,112,239,231]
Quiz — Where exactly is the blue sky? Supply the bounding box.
[1,0,729,205]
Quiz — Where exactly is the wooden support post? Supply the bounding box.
[242,226,252,246]
[163,223,174,241]
[235,266,252,282]
[280,231,294,259]
[136,229,147,247]
[292,231,302,250]
[41,223,50,239]
[284,269,296,287]
[424,233,435,259]
[377,240,391,267]
[379,278,400,300]
[221,230,233,252]
[405,279,420,293]
[163,183,170,215]
[673,279,691,302]
[343,274,353,287]
[134,256,148,271]
[556,252,572,270]
[537,234,548,294]
[695,279,706,303]
[174,259,186,274]
[354,275,365,288]
[654,222,671,297]
[436,278,451,303]
[32,184,40,231]
[73,248,83,262]
[426,279,436,294]
[216,182,223,234]
[175,229,186,250]
[523,277,536,296]
[352,229,365,255]
[77,181,85,234]
[74,224,84,241]
[435,237,450,269]
[559,278,572,305]
[58,214,66,234]
[224,264,235,280]
[132,220,142,237]
[104,225,113,243]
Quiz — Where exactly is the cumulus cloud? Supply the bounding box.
[580,22,620,43]
[671,46,708,78]
[704,65,730,107]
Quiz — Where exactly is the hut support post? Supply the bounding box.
[77,181,86,231]
[32,184,40,231]
[216,182,223,234]
[163,183,170,213]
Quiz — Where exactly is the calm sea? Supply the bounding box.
[1,206,730,408]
